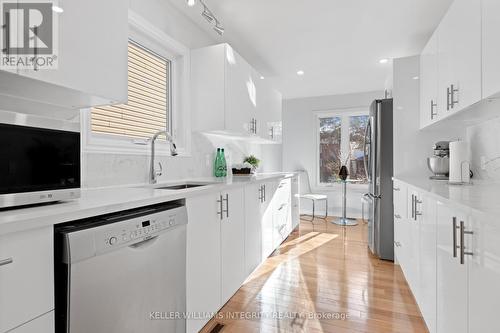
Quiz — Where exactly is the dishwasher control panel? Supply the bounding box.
[95,206,188,254]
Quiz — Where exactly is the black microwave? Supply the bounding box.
[0,122,81,208]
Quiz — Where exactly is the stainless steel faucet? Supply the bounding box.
[149,130,178,184]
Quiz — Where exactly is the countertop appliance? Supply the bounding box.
[0,114,80,209]
[55,201,187,333]
[427,141,450,180]
[363,99,394,261]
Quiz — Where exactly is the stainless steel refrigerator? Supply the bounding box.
[363,98,394,261]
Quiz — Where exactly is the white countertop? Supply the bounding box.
[394,175,500,217]
[0,173,296,236]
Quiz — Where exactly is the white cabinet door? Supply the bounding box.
[418,194,437,333]
[220,187,246,304]
[18,0,128,107]
[436,202,468,333]
[190,44,226,132]
[257,80,282,141]
[420,31,439,128]
[244,183,263,276]
[186,194,221,333]
[437,0,481,115]
[468,210,500,333]
[0,227,54,333]
[393,180,407,264]
[291,175,300,229]
[403,189,420,300]
[482,0,500,99]
[10,311,54,333]
[224,45,256,133]
[261,181,277,259]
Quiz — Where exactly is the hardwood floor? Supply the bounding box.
[201,216,428,333]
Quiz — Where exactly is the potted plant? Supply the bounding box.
[244,155,260,173]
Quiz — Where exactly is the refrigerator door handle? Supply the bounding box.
[363,118,371,181]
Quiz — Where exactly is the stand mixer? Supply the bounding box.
[427,141,450,180]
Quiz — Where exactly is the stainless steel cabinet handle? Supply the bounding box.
[0,258,13,267]
[411,195,415,219]
[258,186,262,202]
[263,184,266,202]
[453,217,458,258]
[2,13,10,56]
[393,187,400,191]
[447,87,451,111]
[217,195,223,220]
[414,198,422,219]
[431,100,437,119]
[222,193,229,218]
[450,84,459,109]
[394,214,402,219]
[460,220,473,265]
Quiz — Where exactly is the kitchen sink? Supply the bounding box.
[152,182,216,190]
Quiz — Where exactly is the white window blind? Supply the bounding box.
[91,41,170,139]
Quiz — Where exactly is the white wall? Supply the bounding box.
[282,91,383,218]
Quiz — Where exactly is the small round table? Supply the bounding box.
[332,179,360,226]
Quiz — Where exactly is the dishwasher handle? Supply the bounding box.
[129,235,159,249]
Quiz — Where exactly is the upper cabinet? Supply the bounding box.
[0,0,128,110]
[482,0,500,99]
[191,43,282,141]
[420,31,439,128]
[419,0,482,129]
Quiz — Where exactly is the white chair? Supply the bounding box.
[297,170,328,221]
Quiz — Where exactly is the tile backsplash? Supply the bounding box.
[83,132,283,188]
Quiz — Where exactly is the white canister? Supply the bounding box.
[449,141,471,184]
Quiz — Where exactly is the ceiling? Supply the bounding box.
[170,0,453,99]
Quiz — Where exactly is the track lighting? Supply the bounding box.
[202,5,215,23]
[213,20,224,36]
[188,0,224,36]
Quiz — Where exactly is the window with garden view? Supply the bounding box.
[318,113,369,184]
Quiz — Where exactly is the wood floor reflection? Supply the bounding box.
[201,216,428,333]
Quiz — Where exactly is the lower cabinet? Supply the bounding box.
[220,188,246,304]
[436,201,469,333]
[186,193,222,333]
[468,211,500,333]
[0,227,54,333]
[186,178,295,333]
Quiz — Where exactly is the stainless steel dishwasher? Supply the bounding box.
[54,201,187,333]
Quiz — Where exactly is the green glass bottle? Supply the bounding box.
[214,148,221,177]
[220,148,227,177]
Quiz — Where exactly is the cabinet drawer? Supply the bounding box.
[0,227,54,333]
[9,311,54,333]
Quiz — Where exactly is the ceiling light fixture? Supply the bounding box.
[191,0,223,36]
[187,0,196,7]
[297,70,305,76]
[52,5,64,13]
[201,6,215,23]
[379,58,389,64]
[412,76,420,80]
[260,76,265,80]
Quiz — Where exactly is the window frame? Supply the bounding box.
[314,108,369,188]
[82,10,191,157]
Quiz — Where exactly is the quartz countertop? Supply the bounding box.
[0,173,296,236]
[394,175,500,217]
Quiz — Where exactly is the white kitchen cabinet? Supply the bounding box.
[0,0,128,110]
[437,0,481,116]
[392,180,407,264]
[418,194,437,333]
[9,311,54,333]
[468,210,500,333]
[482,0,500,99]
[186,194,222,333]
[271,178,292,249]
[0,227,54,333]
[244,183,264,276]
[220,187,246,304]
[436,201,469,333]
[256,79,282,141]
[191,43,281,139]
[262,181,278,259]
[403,188,421,301]
[420,31,439,128]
